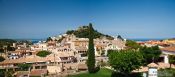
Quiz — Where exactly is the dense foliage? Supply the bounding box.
[140,46,161,65]
[87,23,96,73]
[108,50,143,75]
[158,68,175,77]
[0,39,16,47]
[125,40,161,65]
[0,69,14,77]
[6,45,15,51]
[36,50,51,57]
[107,50,116,56]
[117,35,124,41]
[0,56,5,62]
[125,40,141,49]
[66,30,75,34]
[0,49,4,53]
[17,63,31,71]
[169,55,175,68]
[57,36,65,43]
[0,69,5,77]
[0,39,32,51]
[46,37,53,42]
[0,45,15,52]
[66,26,114,40]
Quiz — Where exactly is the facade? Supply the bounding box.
[160,46,175,64]
[0,34,126,75]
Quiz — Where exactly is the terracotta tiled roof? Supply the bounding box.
[161,46,175,52]
[0,54,61,64]
[148,63,158,67]
[133,62,175,72]
[133,66,148,72]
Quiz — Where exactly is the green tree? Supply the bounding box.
[117,35,124,41]
[46,37,53,42]
[0,39,16,47]
[7,45,15,51]
[125,40,141,50]
[158,68,175,77]
[107,50,116,56]
[108,50,143,76]
[87,23,96,73]
[66,30,75,34]
[169,55,175,68]
[0,69,5,77]
[0,49,4,53]
[17,63,31,71]
[36,50,51,57]
[72,26,114,39]
[0,49,4,56]
[57,36,65,43]
[0,56,5,62]
[140,46,161,65]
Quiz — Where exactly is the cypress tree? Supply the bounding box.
[87,23,96,73]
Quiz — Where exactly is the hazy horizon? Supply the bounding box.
[1,0,175,39]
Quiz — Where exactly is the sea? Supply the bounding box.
[14,38,165,44]
[128,38,165,42]
[15,39,45,44]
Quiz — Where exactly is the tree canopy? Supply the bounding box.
[108,50,143,74]
[66,30,75,34]
[7,45,15,51]
[65,26,114,40]
[125,40,161,65]
[0,39,16,47]
[140,46,161,65]
[46,37,53,42]
[17,63,31,71]
[0,49,4,53]
[117,35,124,41]
[125,40,141,50]
[0,56,5,62]
[169,55,175,68]
[36,50,51,57]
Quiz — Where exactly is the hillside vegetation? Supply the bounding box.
[66,26,114,40]
[0,39,16,47]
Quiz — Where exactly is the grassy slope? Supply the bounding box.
[68,68,112,77]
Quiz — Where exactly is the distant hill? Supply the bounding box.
[0,39,16,47]
[0,39,33,48]
[66,26,114,40]
[168,38,175,40]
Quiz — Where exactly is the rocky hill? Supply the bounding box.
[66,26,114,40]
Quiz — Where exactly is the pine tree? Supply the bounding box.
[87,23,96,73]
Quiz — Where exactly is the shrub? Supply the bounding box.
[0,56,5,62]
[36,50,51,57]
[17,63,31,71]
[108,50,143,74]
[158,68,175,77]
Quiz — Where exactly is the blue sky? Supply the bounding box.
[0,0,175,39]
